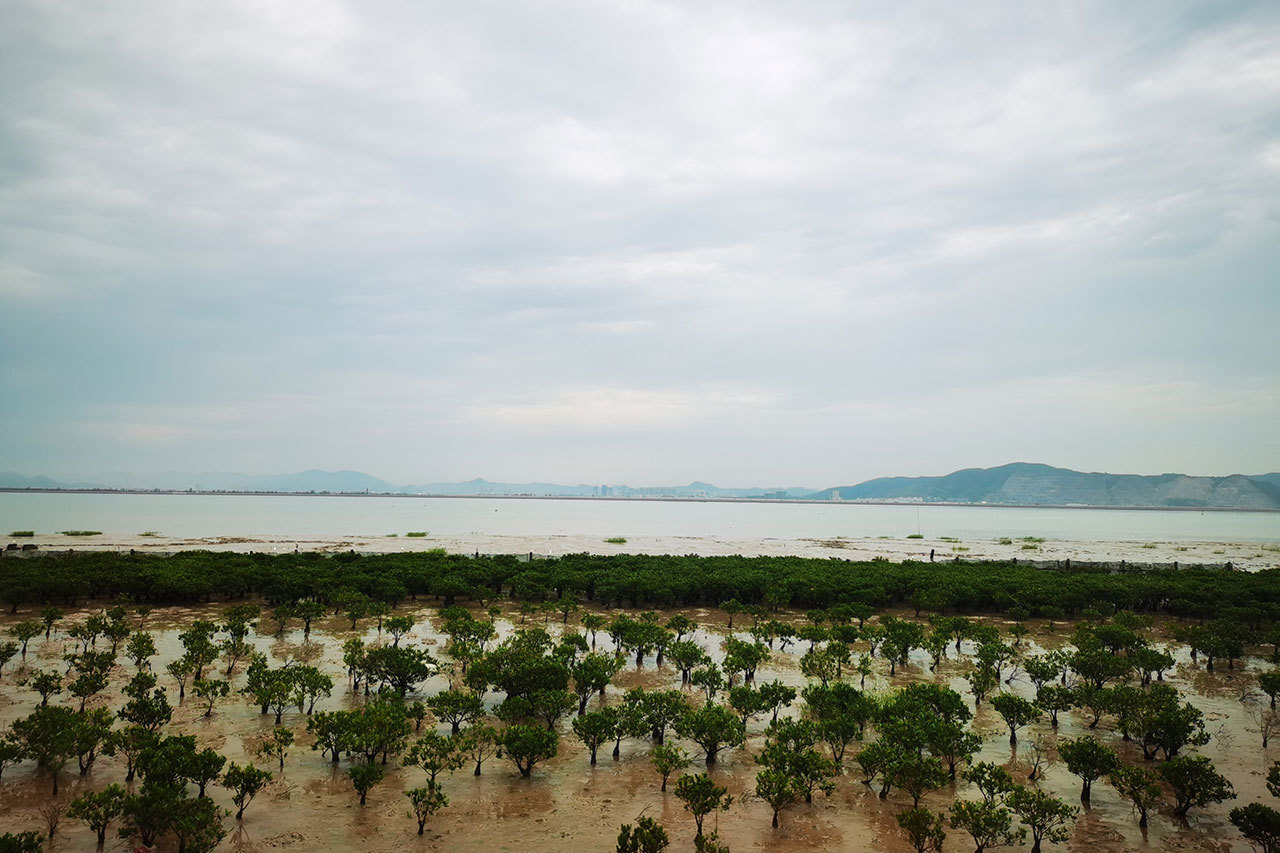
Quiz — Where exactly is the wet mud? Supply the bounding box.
[0,604,1273,851]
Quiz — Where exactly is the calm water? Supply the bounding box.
[1,492,1278,542]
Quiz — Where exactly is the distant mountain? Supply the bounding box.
[0,471,95,489]
[405,478,600,497]
[6,464,1276,508]
[812,463,1280,509]
[1249,474,1280,505]
[0,469,398,493]
[0,470,808,499]
[405,478,810,499]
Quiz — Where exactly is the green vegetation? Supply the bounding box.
[617,816,669,853]
[1021,537,1046,543]
[0,552,1272,851]
[222,763,272,820]
[406,784,448,835]
[10,531,35,537]
[59,530,101,536]
[138,531,161,537]
[604,537,628,544]
[405,531,429,538]
[0,551,1272,624]
[998,538,1013,545]
[906,534,924,539]
[1021,544,1039,550]
[674,773,732,844]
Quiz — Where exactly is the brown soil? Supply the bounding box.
[0,603,1272,852]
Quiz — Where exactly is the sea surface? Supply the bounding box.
[1,492,1278,542]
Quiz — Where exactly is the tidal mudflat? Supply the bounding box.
[1,588,1277,852]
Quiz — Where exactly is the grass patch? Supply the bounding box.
[10,530,35,537]
[385,533,399,537]
[138,531,161,537]
[939,536,959,542]
[60,530,102,536]
[1020,543,1039,550]
[906,534,924,539]
[1175,546,1189,552]
[604,537,627,544]
[1020,536,1045,543]
[997,538,1013,545]
[1140,543,1158,549]
[953,546,970,552]
[405,531,429,538]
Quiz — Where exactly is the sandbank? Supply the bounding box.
[8,530,1278,570]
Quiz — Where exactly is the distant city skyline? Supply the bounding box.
[3,2,1278,485]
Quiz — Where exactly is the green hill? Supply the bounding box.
[812,463,1280,509]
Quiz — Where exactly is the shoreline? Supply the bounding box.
[3,486,1277,512]
[7,530,1278,570]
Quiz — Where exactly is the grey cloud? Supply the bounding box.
[2,1,1278,485]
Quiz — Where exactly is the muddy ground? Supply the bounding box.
[10,530,1279,571]
[0,602,1273,852]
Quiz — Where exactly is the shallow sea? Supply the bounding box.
[1,491,1277,542]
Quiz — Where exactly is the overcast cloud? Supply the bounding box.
[2,0,1278,487]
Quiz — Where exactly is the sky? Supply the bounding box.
[2,1,1278,488]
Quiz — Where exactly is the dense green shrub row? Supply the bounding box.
[2,550,1277,621]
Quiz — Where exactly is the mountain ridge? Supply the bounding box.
[0,470,807,499]
[810,462,1280,509]
[2,464,1278,508]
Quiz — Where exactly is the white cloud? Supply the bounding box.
[1,0,1277,484]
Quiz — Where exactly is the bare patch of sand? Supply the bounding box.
[11,530,1277,570]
